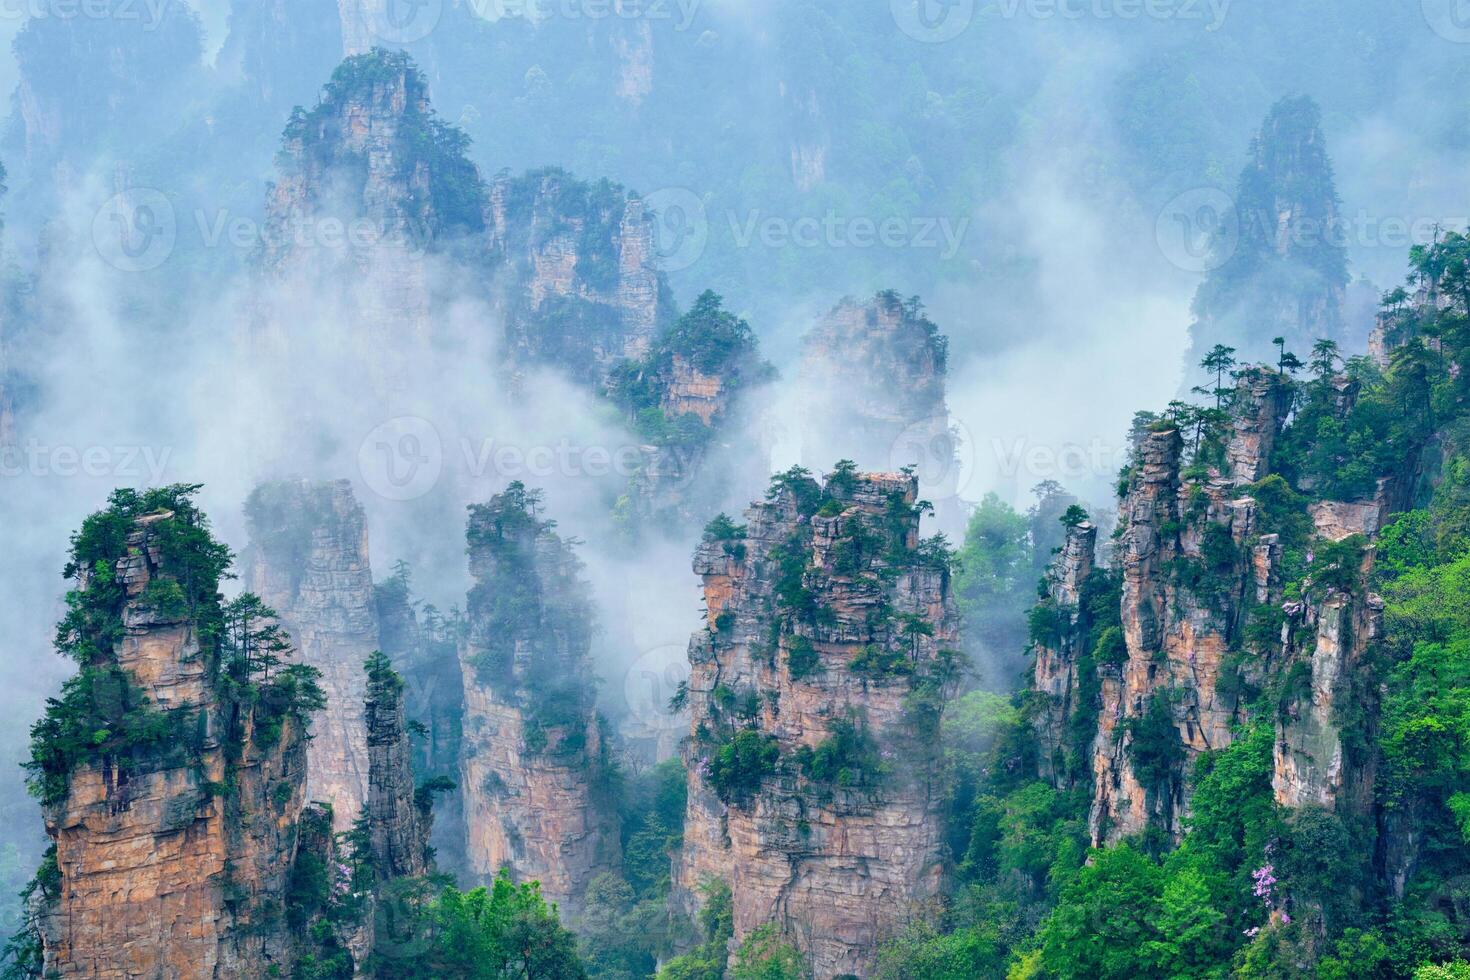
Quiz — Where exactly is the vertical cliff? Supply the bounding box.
[1186,96,1349,373]
[798,292,950,479]
[244,480,379,829]
[257,48,681,399]
[26,489,325,978]
[364,652,433,881]
[487,169,675,385]
[10,6,202,178]
[256,50,483,386]
[1030,520,1111,789]
[606,290,775,533]
[458,483,619,919]
[798,293,960,534]
[374,564,467,874]
[1037,366,1391,848]
[676,466,959,979]
[218,0,344,112]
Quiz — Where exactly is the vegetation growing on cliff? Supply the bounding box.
[465,482,602,759]
[606,290,775,448]
[870,237,1470,978]
[23,487,323,808]
[282,49,486,242]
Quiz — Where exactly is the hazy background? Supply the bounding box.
[4,0,1470,931]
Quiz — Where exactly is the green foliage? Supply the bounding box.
[874,921,1003,980]
[729,925,809,980]
[793,716,886,790]
[785,636,821,680]
[1039,843,1234,980]
[1122,693,1185,814]
[659,291,763,379]
[705,729,780,806]
[657,881,733,980]
[369,872,587,979]
[954,494,1035,673]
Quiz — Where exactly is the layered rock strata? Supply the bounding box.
[245,479,379,828]
[457,484,619,919]
[676,469,958,978]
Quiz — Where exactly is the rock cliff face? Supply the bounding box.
[1034,368,1389,847]
[375,567,467,874]
[365,653,433,881]
[256,50,476,384]
[676,469,958,979]
[1031,521,1101,787]
[458,484,619,919]
[37,511,312,978]
[257,49,674,395]
[488,169,674,385]
[11,7,202,177]
[220,0,345,112]
[798,293,960,533]
[1186,96,1350,374]
[244,480,379,829]
[799,293,950,481]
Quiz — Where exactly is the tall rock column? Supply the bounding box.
[1031,521,1102,786]
[244,479,379,828]
[797,292,959,532]
[375,565,467,874]
[1185,96,1350,373]
[1092,426,1263,843]
[676,468,959,979]
[457,483,619,919]
[365,652,433,881]
[29,491,320,978]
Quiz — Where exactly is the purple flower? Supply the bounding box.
[1252,865,1278,906]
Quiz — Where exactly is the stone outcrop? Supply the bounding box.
[37,512,313,978]
[488,169,673,385]
[1186,96,1349,373]
[1031,521,1100,786]
[798,293,954,504]
[256,50,465,387]
[458,484,619,919]
[1225,368,1293,485]
[676,469,958,979]
[365,653,433,880]
[375,566,467,875]
[256,50,675,395]
[219,0,343,112]
[244,479,379,829]
[1041,368,1390,847]
[1273,580,1383,813]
